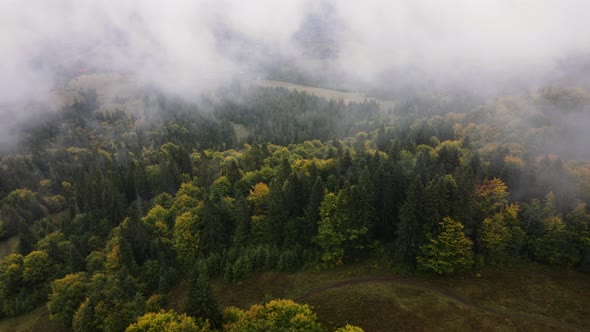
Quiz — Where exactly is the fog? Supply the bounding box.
[1,0,590,145]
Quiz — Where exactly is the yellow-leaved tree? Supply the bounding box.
[224,299,363,332]
[417,217,474,275]
[126,310,210,332]
[173,211,199,269]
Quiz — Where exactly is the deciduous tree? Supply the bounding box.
[417,217,474,275]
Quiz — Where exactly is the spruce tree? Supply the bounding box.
[186,272,223,329]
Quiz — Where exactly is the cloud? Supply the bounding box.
[331,0,590,92]
[1,0,589,141]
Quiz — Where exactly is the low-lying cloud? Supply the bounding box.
[1,0,590,145]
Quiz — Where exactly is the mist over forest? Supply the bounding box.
[1,1,590,331]
[2,1,590,148]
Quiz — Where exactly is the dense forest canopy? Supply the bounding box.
[0,80,589,330]
[2,1,590,330]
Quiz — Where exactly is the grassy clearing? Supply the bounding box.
[4,261,589,331]
[0,305,61,332]
[205,261,590,331]
[230,122,250,142]
[254,80,396,112]
[303,282,545,331]
[208,262,393,310]
[430,262,590,328]
[0,236,18,259]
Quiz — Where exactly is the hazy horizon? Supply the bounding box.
[1,0,590,146]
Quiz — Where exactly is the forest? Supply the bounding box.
[0,82,589,331]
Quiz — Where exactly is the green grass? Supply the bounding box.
[206,262,393,310]
[230,122,250,142]
[204,261,590,331]
[4,261,589,332]
[430,261,590,328]
[0,236,18,259]
[303,282,530,331]
[0,305,61,332]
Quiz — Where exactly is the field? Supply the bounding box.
[0,305,61,332]
[253,80,396,112]
[208,261,590,331]
[0,236,18,260]
[3,261,590,331]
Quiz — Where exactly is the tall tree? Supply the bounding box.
[304,176,325,240]
[395,180,427,266]
[314,193,345,266]
[417,217,474,275]
[48,272,88,328]
[173,212,200,270]
[126,310,210,332]
[186,273,223,329]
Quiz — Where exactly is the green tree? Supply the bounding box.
[48,273,88,328]
[210,176,231,198]
[335,325,365,332]
[233,196,251,247]
[224,299,323,332]
[186,274,223,329]
[142,205,172,238]
[22,250,53,285]
[85,251,106,274]
[72,297,100,332]
[417,217,474,275]
[198,196,227,256]
[347,169,376,248]
[304,176,325,239]
[565,203,590,272]
[2,189,46,223]
[173,212,200,269]
[502,202,526,256]
[104,231,136,273]
[72,273,143,332]
[531,216,580,266]
[395,180,427,266]
[16,223,36,255]
[479,213,510,262]
[126,310,210,332]
[0,253,24,316]
[314,193,345,266]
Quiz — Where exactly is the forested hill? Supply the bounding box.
[0,80,589,331]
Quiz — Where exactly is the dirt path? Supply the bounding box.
[294,277,583,331]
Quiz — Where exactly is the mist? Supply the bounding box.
[1,0,590,146]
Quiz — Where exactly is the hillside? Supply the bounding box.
[0,76,589,331]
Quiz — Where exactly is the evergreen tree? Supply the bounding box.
[199,196,225,256]
[186,273,223,329]
[304,176,325,240]
[233,196,251,247]
[395,180,427,266]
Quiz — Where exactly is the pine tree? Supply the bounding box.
[186,273,223,329]
[233,196,251,247]
[265,179,287,246]
[395,180,427,266]
[199,196,225,256]
[304,176,325,239]
[16,222,36,255]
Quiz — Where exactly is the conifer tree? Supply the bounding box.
[186,273,223,329]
